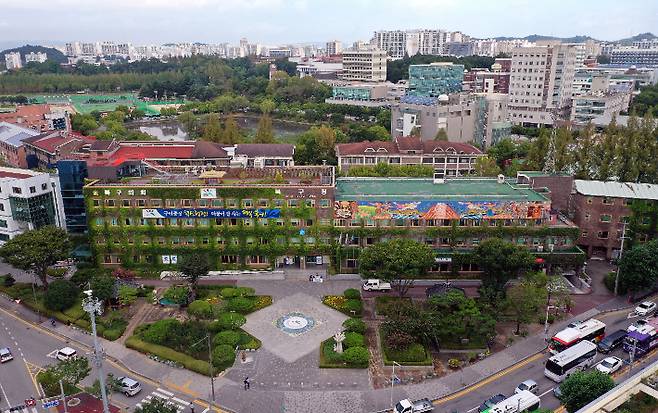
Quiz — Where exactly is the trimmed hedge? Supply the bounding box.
[125,336,215,376]
[343,288,361,299]
[343,318,367,334]
[344,332,365,348]
[319,338,369,369]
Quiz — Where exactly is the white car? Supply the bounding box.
[0,347,13,363]
[56,347,77,361]
[595,356,623,375]
[635,301,656,316]
[117,377,142,396]
[628,319,649,332]
[515,379,538,394]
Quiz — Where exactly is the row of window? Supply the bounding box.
[92,198,331,209]
[4,182,49,195]
[95,217,330,227]
[583,213,632,223]
[97,235,331,246]
[103,254,271,265]
[342,235,571,248]
[585,196,631,206]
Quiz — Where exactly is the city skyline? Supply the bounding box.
[0,0,656,47]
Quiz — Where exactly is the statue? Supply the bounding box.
[333,332,345,354]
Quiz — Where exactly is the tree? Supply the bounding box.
[619,241,658,297]
[409,126,421,137]
[294,126,345,165]
[90,274,116,302]
[473,156,502,176]
[117,285,138,306]
[202,113,223,143]
[506,278,546,334]
[560,370,615,412]
[526,128,550,170]
[474,238,534,292]
[254,114,275,143]
[222,115,241,145]
[180,253,209,295]
[426,291,496,348]
[187,300,213,320]
[56,356,91,387]
[0,226,70,288]
[135,397,179,413]
[593,118,619,181]
[573,122,596,179]
[177,111,199,137]
[359,239,435,297]
[259,98,276,115]
[44,280,79,311]
[434,129,448,141]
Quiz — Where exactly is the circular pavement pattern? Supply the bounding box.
[275,312,316,336]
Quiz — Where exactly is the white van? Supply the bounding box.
[56,347,77,361]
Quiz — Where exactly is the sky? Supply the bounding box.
[0,0,657,47]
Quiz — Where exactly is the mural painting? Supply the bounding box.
[334,200,549,220]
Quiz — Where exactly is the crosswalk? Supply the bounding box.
[136,388,192,412]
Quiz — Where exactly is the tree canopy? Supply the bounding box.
[559,370,615,412]
[474,238,534,291]
[180,253,210,295]
[619,240,658,296]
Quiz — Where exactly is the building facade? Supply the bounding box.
[0,122,41,168]
[326,40,342,56]
[335,137,483,177]
[0,167,66,243]
[610,47,658,67]
[339,48,387,82]
[509,45,577,126]
[25,52,47,63]
[4,52,22,70]
[57,160,89,234]
[408,62,464,97]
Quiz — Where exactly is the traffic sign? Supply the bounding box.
[43,400,60,409]
[24,398,36,407]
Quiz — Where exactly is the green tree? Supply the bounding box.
[474,238,534,292]
[434,128,448,141]
[616,114,641,182]
[506,278,546,334]
[359,239,435,297]
[254,114,275,143]
[526,128,550,170]
[594,118,619,180]
[117,285,138,306]
[135,397,179,413]
[619,240,658,297]
[0,226,70,288]
[294,125,345,165]
[71,114,99,135]
[44,280,79,311]
[178,111,199,137]
[473,156,502,176]
[222,115,241,145]
[560,370,615,412]
[426,291,496,348]
[187,300,213,320]
[573,122,596,179]
[259,98,276,115]
[56,356,91,387]
[202,113,223,143]
[180,253,209,295]
[90,274,116,302]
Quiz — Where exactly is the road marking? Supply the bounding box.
[23,358,43,398]
[193,400,225,413]
[172,397,191,406]
[538,387,554,397]
[433,352,545,405]
[465,406,479,412]
[0,381,11,409]
[164,380,201,398]
[157,388,175,397]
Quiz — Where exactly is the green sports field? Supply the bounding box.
[27,93,184,116]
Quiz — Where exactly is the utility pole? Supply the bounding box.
[614,221,627,296]
[59,380,69,413]
[207,334,216,405]
[82,291,110,413]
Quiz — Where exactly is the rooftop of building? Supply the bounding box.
[234,143,294,158]
[22,131,96,155]
[336,137,482,156]
[574,179,658,200]
[0,122,42,147]
[335,177,549,202]
[0,166,42,180]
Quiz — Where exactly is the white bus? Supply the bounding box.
[544,340,597,382]
[487,390,541,413]
[549,318,606,354]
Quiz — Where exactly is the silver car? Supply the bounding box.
[117,377,142,396]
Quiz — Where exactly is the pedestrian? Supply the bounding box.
[190,404,195,413]
[244,377,250,390]
[309,274,313,282]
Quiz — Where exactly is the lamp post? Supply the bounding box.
[614,221,627,296]
[82,291,110,413]
[544,305,558,342]
[31,273,41,322]
[190,334,216,408]
[390,361,401,410]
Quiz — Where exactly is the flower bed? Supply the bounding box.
[322,289,363,317]
[319,338,369,369]
[380,328,432,366]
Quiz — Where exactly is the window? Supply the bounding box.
[274,199,284,208]
[226,199,237,208]
[602,197,614,205]
[182,199,192,207]
[12,187,21,194]
[600,214,612,223]
[151,199,161,207]
[243,199,253,208]
[122,199,131,207]
[305,199,315,208]
[288,199,299,208]
[93,199,100,207]
[0,219,7,228]
[41,183,47,191]
[106,199,116,207]
[597,231,609,239]
[137,199,146,207]
[581,231,588,238]
[198,199,208,207]
[584,213,590,221]
[212,199,223,208]
[586,197,592,204]
[29,186,36,194]
[319,199,330,208]
[258,199,269,208]
[166,199,176,207]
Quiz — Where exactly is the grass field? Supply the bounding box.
[26,93,185,115]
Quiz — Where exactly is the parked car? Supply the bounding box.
[362,279,392,292]
[635,301,656,316]
[515,379,538,394]
[394,398,434,413]
[597,329,627,353]
[56,347,77,361]
[627,319,649,332]
[0,347,13,363]
[595,356,624,375]
[553,386,563,400]
[478,394,506,412]
[117,377,142,396]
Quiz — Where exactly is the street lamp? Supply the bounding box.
[82,290,110,413]
[544,305,558,342]
[390,361,401,410]
[614,221,628,296]
[190,334,216,407]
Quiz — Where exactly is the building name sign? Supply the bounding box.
[142,208,281,219]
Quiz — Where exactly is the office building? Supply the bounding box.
[24,52,47,64]
[571,85,632,124]
[335,136,483,176]
[0,167,66,243]
[610,47,658,67]
[0,122,41,168]
[463,58,511,94]
[4,52,22,70]
[508,44,577,126]
[326,40,342,56]
[408,62,464,97]
[340,48,387,82]
[0,104,68,132]
[56,160,89,234]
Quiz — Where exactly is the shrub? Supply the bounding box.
[220,288,239,298]
[226,297,254,314]
[344,299,363,314]
[323,295,347,310]
[214,312,246,330]
[322,339,343,364]
[343,318,366,334]
[3,274,15,287]
[70,268,97,288]
[141,319,181,345]
[163,286,189,305]
[343,288,361,299]
[187,300,213,319]
[44,280,79,311]
[604,271,627,294]
[102,329,123,341]
[90,274,116,302]
[448,358,462,369]
[46,268,67,278]
[235,287,255,297]
[344,332,365,348]
[238,332,262,350]
[117,285,138,306]
[342,346,369,367]
[385,331,415,351]
[212,344,236,369]
[385,343,427,363]
[125,336,214,376]
[214,330,241,347]
[253,295,273,310]
[112,268,136,279]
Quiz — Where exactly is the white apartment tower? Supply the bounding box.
[25,52,48,64]
[4,52,22,70]
[508,44,577,126]
[326,40,342,55]
[340,48,387,82]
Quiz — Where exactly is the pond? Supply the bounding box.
[129,116,312,142]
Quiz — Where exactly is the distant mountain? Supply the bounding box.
[492,33,657,45]
[0,44,67,63]
[615,32,657,45]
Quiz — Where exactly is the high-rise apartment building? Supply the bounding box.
[4,52,22,70]
[25,52,47,64]
[508,44,577,126]
[340,48,387,82]
[326,40,342,56]
[408,62,464,97]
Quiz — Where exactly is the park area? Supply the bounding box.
[27,93,184,115]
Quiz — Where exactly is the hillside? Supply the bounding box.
[616,32,657,45]
[0,45,67,63]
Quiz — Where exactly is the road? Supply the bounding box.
[0,304,208,413]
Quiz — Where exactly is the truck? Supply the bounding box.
[394,398,434,413]
[362,279,392,291]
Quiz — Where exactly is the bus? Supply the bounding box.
[486,391,541,413]
[549,318,606,354]
[544,340,597,382]
[623,325,658,357]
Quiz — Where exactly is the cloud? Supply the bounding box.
[5,0,290,10]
